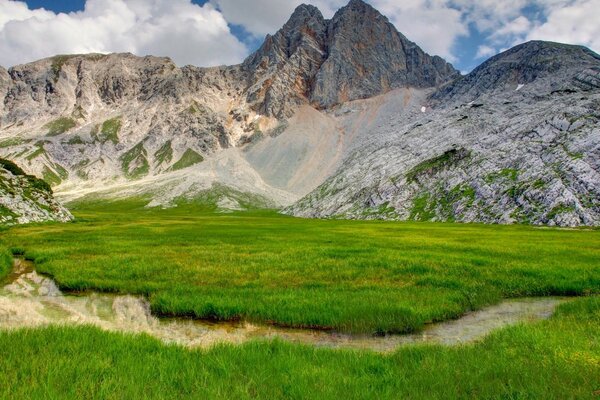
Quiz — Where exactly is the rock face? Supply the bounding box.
[433,41,600,102]
[0,158,72,225]
[0,0,456,210]
[244,0,458,116]
[0,1,599,227]
[288,41,600,227]
[310,0,457,108]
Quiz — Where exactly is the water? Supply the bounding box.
[0,259,566,352]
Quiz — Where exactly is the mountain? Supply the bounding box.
[244,1,457,116]
[288,41,600,226]
[0,1,599,226]
[0,0,455,211]
[0,158,72,225]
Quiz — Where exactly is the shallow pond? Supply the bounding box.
[0,259,566,352]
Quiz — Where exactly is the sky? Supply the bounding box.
[0,0,599,73]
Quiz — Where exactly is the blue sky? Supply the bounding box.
[1,0,598,72]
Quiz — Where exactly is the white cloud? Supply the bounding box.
[370,0,467,62]
[476,45,496,59]
[526,0,600,53]
[0,0,248,68]
[2,0,598,72]
[454,0,600,61]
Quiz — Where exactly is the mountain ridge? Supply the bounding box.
[0,0,599,226]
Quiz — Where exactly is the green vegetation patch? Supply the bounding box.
[0,157,52,193]
[170,148,204,171]
[0,158,26,176]
[93,117,122,144]
[0,297,598,399]
[41,166,62,187]
[409,184,477,222]
[45,117,77,137]
[66,135,85,145]
[0,246,11,280]
[120,142,149,179]
[1,206,598,334]
[485,168,520,184]
[154,141,173,167]
[0,137,25,148]
[547,204,577,221]
[406,148,471,183]
[25,146,45,161]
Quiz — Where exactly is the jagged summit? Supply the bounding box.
[243,0,458,116]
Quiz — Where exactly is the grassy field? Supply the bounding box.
[0,200,598,334]
[0,246,11,280]
[0,297,598,399]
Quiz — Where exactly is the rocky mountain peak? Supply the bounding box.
[433,40,600,102]
[336,0,380,18]
[287,3,324,24]
[243,0,459,116]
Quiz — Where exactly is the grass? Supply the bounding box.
[0,137,25,148]
[170,148,204,171]
[0,246,11,280]
[93,117,122,144]
[44,117,77,136]
[405,148,470,183]
[0,297,597,399]
[1,202,598,334]
[154,141,173,167]
[120,142,149,179]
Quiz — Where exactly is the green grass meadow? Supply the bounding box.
[0,298,598,399]
[1,200,599,333]
[0,201,598,398]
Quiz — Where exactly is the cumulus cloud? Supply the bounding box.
[1,0,598,72]
[476,45,496,59]
[527,0,600,53]
[0,0,248,68]
[455,0,600,62]
[370,0,467,62]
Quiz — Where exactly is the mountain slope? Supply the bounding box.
[0,0,457,209]
[288,41,600,226]
[0,158,72,225]
[0,1,598,227]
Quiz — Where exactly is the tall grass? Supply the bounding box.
[0,246,11,281]
[0,297,598,399]
[1,201,599,333]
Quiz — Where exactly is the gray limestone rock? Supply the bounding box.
[0,158,72,225]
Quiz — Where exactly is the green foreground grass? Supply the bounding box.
[0,298,598,399]
[1,200,599,334]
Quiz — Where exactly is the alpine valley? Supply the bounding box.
[0,0,599,226]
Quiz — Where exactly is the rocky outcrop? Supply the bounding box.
[243,5,328,117]
[433,41,600,103]
[0,158,72,225]
[244,0,458,116]
[0,0,456,203]
[287,42,600,227]
[310,0,458,108]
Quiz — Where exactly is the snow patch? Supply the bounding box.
[421,106,427,113]
[516,84,525,91]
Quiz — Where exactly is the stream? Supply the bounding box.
[0,259,566,352]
